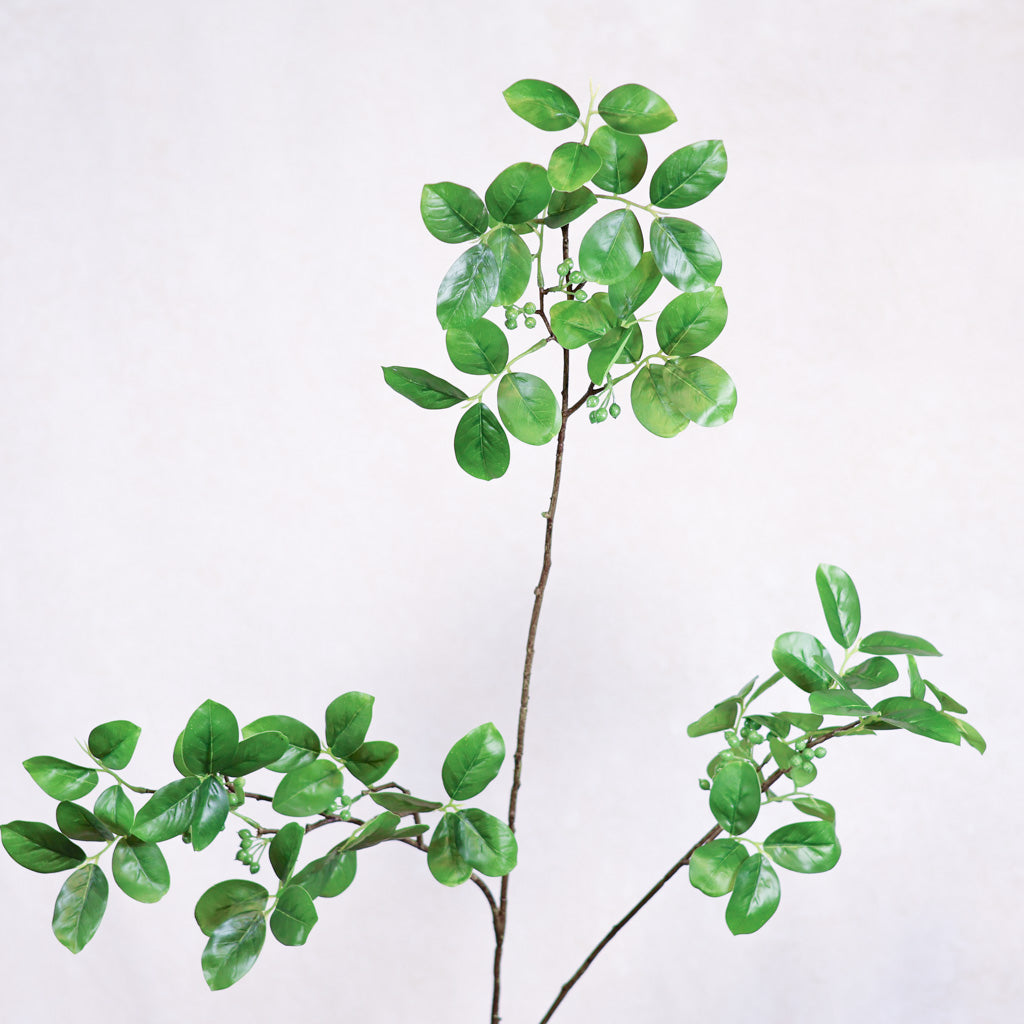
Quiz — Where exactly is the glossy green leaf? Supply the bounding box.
[191,776,229,851]
[446,320,509,376]
[195,879,269,936]
[111,837,170,903]
[598,84,676,134]
[589,126,648,193]
[772,632,834,693]
[272,760,344,817]
[709,760,761,836]
[270,884,318,946]
[547,142,601,192]
[789,759,818,787]
[844,656,899,690]
[578,209,644,285]
[657,287,728,357]
[202,913,266,991]
[609,252,661,319]
[503,79,580,131]
[808,688,871,717]
[859,631,941,657]
[814,564,861,649]
[924,680,968,714]
[381,366,468,410]
[792,797,836,823]
[370,792,444,815]
[133,777,201,843]
[661,357,736,427]
[182,699,239,776]
[242,715,320,773]
[318,851,357,897]
[908,654,927,701]
[949,717,986,754]
[725,854,780,935]
[630,364,689,438]
[420,182,489,244]
[345,741,400,786]
[52,863,107,953]
[453,404,509,481]
[689,839,749,897]
[325,691,374,758]
[428,814,472,887]
[336,811,401,853]
[454,808,517,877]
[649,140,727,209]
[747,714,790,739]
[765,821,841,873]
[550,299,611,350]
[485,163,552,225]
[56,802,114,842]
[497,372,561,446]
[768,735,798,773]
[1,820,86,873]
[686,698,740,738]
[542,187,597,228]
[485,227,533,307]
[220,731,290,776]
[269,822,304,883]
[394,823,430,839]
[173,730,192,776]
[86,720,142,771]
[436,244,500,329]
[650,217,722,292]
[873,697,961,744]
[23,756,98,802]
[93,786,134,836]
[442,722,505,801]
[775,711,823,731]
[587,324,640,386]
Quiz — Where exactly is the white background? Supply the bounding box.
[1,1,1020,1021]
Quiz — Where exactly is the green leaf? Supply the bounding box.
[814,564,861,649]
[446,320,509,376]
[86,720,142,770]
[843,656,899,690]
[270,885,318,947]
[589,126,648,193]
[598,84,676,134]
[792,797,836,823]
[609,252,661,319]
[381,365,468,410]
[345,741,400,786]
[948,717,986,754]
[497,372,561,446]
[56,802,114,842]
[173,730,192,776]
[370,792,444,815]
[325,691,374,758]
[93,786,134,836]
[23,756,98,801]
[908,654,926,701]
[52,863,108,953]
[427,814,472,887]
[587,324,640,385]
[503,79,580,132]
[436,244,500,329]
[789,759,818,787]
[485,163,552,225]
[182,699,239,776]
[747,714,790,739]
[709,760,761,836]
[578,209,643,285]
[725,854,780,935]
[542,186,597,228]
[873,697,961,744]
[649,140,727,209]
[484,227,533,307]
[689,839,749,897]
[195,879,269,936]
[111,837,170,903]
[291,851,357,898]
[335,811,400,853]
[442,722,505,801]
[650,217,722,292]
[656,287,728,357]
[775,711,823,731]
[686,698,740,738]
[808,688,871,717]
[547,142,601,192]
[453,403,510,481]
[269,822,304,883]
[133,777,202,843]
[924,679,968,714]
[661,357,737,427]
[768,735,798,773]
[420,182,489,244]
[453,808,517,877]
[772,632,834,693]
[202,913,266,991]
[765,821,841,873]
[272,760,344,817]
[550,299,611,350]
[859,631,941,657]
[630,364,690,438]
[191,776,230,851]
[242,715,320,773]
[219,731,290,776]
[1,820,86,873]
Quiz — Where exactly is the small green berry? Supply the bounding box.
[724,730,738,743]
[507,319,518,330]
[794,738,807,751]
[574,290,588,301]
[595,407,608,422]
[238,829,252,839]
[609,403,621,419]
[589,410,598,424]
[556,260,571,275]
[569,270,585,285]
[586,395,599,408]
[814,747,827,759]
[698,778,711,791]
[524,316,536,328]
[249,863,260,875]
[523,302,536,314]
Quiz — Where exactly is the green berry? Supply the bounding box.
[586,395,599,408]
[249,863,260,874]
[556,260,571,275]
[609,403,621,419]
[698,778,711,791]
[724,730,738,743]
[524,316,536,328]
[589,410,598,424]
[507,319,518,330]
[814,747,827,759]
[595,408,608,422]
[238,829,252,839]
[794,738,807,751]
[574,290,587,301]
[569,270,585,285]
[523,302,536,314]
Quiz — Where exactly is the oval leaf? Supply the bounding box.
[542,186,597,228]
[689,838,749,897]
[420,182,489,243]
[191,776,230,851]
[609,252,662,319]
[272,760,344,817]
[195,879,269,936]
[484,163,552,225]
[370,792,444,816]
[497,372,561,446]
[725,854,780,935]
[772,632,834,693]
[454,808,517,877]
[485,227,533,307]
[453,404,510,481]
[87,720,142,771]
[662,356,737,427]
[382,365,468,410]
[270,884,319,946]
[182,699,239,776]
[220,731,290,776]
[442,723,505,801]
[547,142,601,192]
[859,631,941,657]
[242,715,320,773]
[436,244,500,329]
[550,299,611,350]
[325,691,375,758]
[52,863,108,953]
[1,820,86,873]
[630,364,689,438]
[872,697,961,744]
[656,287,728,357]
[93,785,134,836]
[56,801,114,843]
[815,564,861,649]
[23,756,98,802]
[709,760,761,836]
[650,217,722,292]
[589,126,648,193]
[578,209,643,285]
[686,698,740,738]
[132,777,202,843]
[427,814,472,887]
[503,79,580,132]
[843,656,899,690]
[808,688,871,717]
[792,797,836,823]
[649,140,727,209]
[446,319,509,376]
[598,84,676,134]
[344,741,399,786]
[112,837,170,903]
[269,822,304,883]
[202,912,266,991]
[765,821,841,873]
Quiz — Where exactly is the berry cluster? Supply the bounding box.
[235,829,264,874]
[585,392,621,425]
[503,301,538,330]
